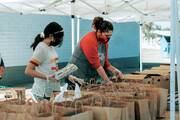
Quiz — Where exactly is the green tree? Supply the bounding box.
[142,22,159,41]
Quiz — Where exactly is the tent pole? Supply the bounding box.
[139,22,143,72]
[77,16,80,44]
[170,0,178,119]
[176,21,180,119]
[71,0,75,54]
[71,15,75,54]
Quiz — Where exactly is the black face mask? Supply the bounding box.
[50,37,63,47]
[99,35,111,44]
[50,31,64,47]
[106,37,111,43]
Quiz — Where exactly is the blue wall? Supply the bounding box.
[108,22,140,70]
[0,13,140,86]
[109,22,140,58]
[0,13,72,67]
[79,19,92,40]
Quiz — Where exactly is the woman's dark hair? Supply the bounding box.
[92,16,103,31]
[31,22,64,50]
[93,17,113,32]
[100,20,113,32]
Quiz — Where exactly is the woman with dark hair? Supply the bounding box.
[69,17,123,84]
[25,22,64,101]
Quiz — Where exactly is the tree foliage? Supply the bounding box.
[142,22,161,40]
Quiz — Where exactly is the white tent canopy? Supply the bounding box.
[0,0,179,22]
[0,0,180,119]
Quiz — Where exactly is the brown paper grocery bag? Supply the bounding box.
[0,102,29,113]
[0,112,27,120]
[155,88,168,117]
[134,99,151,120]
[53,101,93,120]
[147,92,158,120]
[145,87,168,118]
[84,106,125,120]
[28,100,52,117]
[61,110,93,120]
[0,112,55,120]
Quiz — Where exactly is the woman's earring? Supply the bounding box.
[52,37,55,42]
[50,34,54,42]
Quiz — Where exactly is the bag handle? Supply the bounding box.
[90,95,103,107]
[74,100,84,114]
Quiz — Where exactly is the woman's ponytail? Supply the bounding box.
[92,16,104,31]
[30,34,43,51]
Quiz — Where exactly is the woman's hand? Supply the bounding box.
[68,75,84,85]
[103,80,113,85]
[106,80,113,84]
[46,75,59,83]
[0,67,4,79]
[113,69,123,79]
